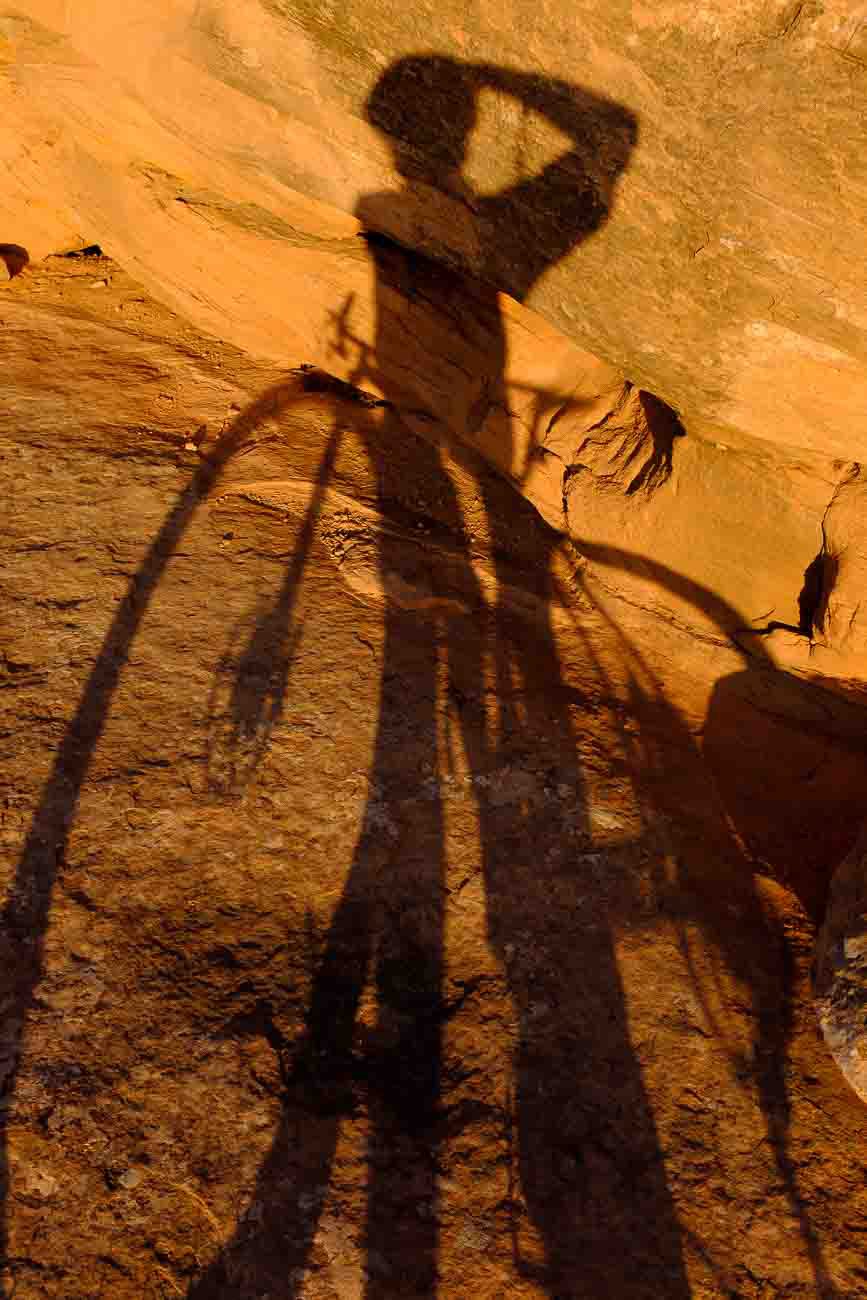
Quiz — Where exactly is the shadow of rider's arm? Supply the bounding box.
[470,65,638,299]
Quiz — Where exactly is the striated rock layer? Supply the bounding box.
[5,1,867,467]
[6,3,867,692]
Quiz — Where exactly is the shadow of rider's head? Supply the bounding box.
[364,54,638,217]
[365,56,478,186]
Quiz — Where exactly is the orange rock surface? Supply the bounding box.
[4,8,867,1296]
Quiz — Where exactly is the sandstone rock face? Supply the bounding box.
[5,3,867,1297]
[6,0,867,697]
[4,1,867,458]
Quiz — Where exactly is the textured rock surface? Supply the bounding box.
[6,1,867,694]
[5,2,867,1294]
[814,826,867,1106]
[4,256,867,1298]
[5,1,867,458]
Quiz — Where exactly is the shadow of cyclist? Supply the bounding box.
[188,54,687,1300]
